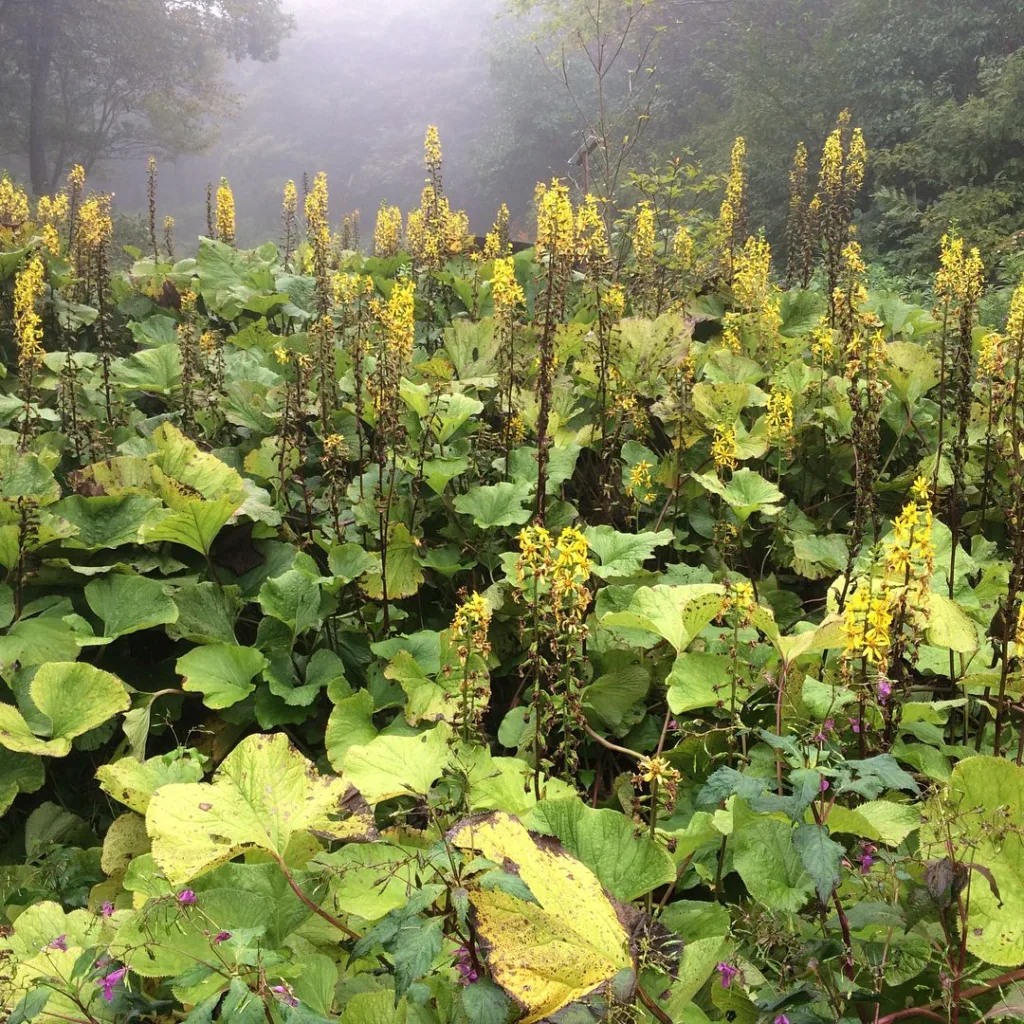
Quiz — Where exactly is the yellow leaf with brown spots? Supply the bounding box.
[449,811,631,1024]
[146,732,375,886]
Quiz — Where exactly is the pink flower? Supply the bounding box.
[716,962,739,988]
[101,901,114,918]
[848,716,862,734]
[877,679,892,705]
[857,843,877,874]
[46,934,67,951]
[271,984,299,1008]
[177,890,197,905]
[97,967,127,1001]
[453,946,479,985]
[819,777,830,792]
[775,1016,791,1024]
[213,931,231,944]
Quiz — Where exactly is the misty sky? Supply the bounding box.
[94,0,570,246]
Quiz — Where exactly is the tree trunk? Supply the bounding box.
[28,0,57,195]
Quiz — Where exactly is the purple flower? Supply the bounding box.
[877,679,892,705]
[213,931,231,944]
[101,900,114,918]
[716,962,739,989]
[271,985,299,1008]
[775,1016,791,1024]
[46,934,68,951]
[668,720,680,732]
[819,777,830,793]
[177,889,197,905]
[97,967,127,1002]
[857,843,877,874]
[848,716,862,734]
[453,946,479,985]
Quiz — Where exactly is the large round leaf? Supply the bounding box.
[146,732,376,886]
[0,662,130,757]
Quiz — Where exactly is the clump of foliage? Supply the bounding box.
[0,123,1023,1024]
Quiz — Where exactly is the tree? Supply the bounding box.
[0,0,294,194]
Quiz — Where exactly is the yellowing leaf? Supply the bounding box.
[449,811,631,1024]
[0,662,130,757]
[146,732,375,886]
[342,724,453,804]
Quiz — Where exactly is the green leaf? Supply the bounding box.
[0,662,130,757]
[584,526,674,580]
[667,651,731,714]
[176,643,268,709]
[110,343,182,393]
[923,756,1024,966]
[342,724,453,804]
[732,805,814,912]
[524,798,676,901]
[165,582,242,645]
[884,341,940,406]
[146,732,376,886]
[692,468,785,521]
[316,842,416,920]
[325,690,377,772]
[601,584,726,653]
[361,523,425,600]
[825,801,921,846]
[582,662,650,731]
[791,534,849,580]
[259,568,322,636]
[53,494,162,550]
[461,979,513,1024]
[454,481,533,529]
[0,747,45,816]
[84,574,178,639]
[926,592,979,652]
[792,822,844,903]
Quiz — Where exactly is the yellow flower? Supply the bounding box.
[672,224,694,267]
[911,476,931,502]
[77,195,112,250]
[451,592,492,655]
[602,283,626,321]
[636,755,679,786]
[535,179,574,259]
[371,277,416,370]
[719,136,747,246]
[215,177,236,244]
[374,202,403,258]
[492,256,524,321]
[424,125,442,171]
[274,346,290,364]
[483,203,511,260]
[633,201,656,266]
[711,423,738,471]
[282,179,297,219]
[627,459,653,499]
[0,174,30,238]
[14,253,46,379]
[765,386,794,444]
[323,433,349,459]
[67,164,86,193]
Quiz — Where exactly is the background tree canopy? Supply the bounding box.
[3,0,1024,278]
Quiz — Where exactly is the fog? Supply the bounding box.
[91,0,573,246]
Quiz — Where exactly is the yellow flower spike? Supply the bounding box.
[374,201,403,258]
[14,253,46,380]
[215,177,236,244]
[492,256,525,321]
